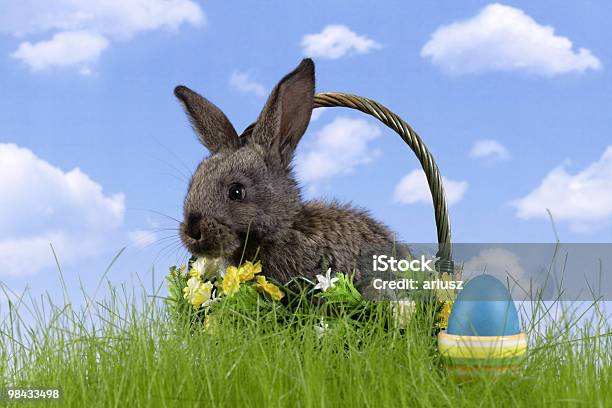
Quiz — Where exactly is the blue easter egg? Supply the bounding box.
[447,275,520,336]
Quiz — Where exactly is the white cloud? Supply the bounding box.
[421,3,602,76]
[2,0,204,73]
[11,30,108,72]
[393,170,468,206]
[296,117,381,183]
[229,71,266,97]
[128,230,158,250]
[0,143,125,276]
[301,25,382,59]
[512,146,612,232]
[310,107,330,122]
[470,139,510,161]
[463,248,526,285]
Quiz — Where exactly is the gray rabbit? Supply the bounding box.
[176,58,400,283]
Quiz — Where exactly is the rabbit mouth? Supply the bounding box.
[180,219,241,258]
[181,235,241,258]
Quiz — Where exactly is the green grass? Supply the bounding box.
[0,267,610,408]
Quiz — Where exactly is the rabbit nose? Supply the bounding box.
[185,213,202,240]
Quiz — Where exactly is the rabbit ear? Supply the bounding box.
[250,59,314,168]
[174,85,240,153]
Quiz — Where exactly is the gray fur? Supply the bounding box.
[174,85,240,153]
[176,58,397,283]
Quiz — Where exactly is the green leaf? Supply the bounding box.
[319,273,363,306]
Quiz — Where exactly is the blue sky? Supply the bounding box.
[1,1,611,304]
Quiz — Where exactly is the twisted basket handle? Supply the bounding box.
[314,92,453,269]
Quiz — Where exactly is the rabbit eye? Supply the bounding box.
[228,183,246,201]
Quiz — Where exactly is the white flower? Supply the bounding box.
[191,257,223,280]
[191,258,207,274]
[391,300,416,329]
[315,317,330,339]
[314,268,339,291]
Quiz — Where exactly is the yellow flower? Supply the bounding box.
[253,275,284,301]
[437,300,453,330]
[238,260,262,282]
[222,266,241,297]
[183,276,199,298]
[170,265,186,277]
[183,277,213,310]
